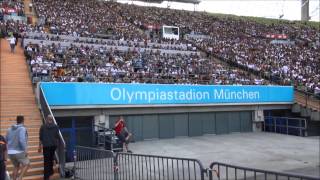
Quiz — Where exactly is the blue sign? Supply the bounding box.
[40,83,294,106]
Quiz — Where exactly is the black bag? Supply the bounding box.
[64,167,75,178]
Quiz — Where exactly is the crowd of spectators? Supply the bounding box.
[0,0,28,37]
[0,0,25,17]
[0,0,319,95]
[24,33,196,52]
[33,0,145,40]
[113,2,320,94]
[24,42,263,85]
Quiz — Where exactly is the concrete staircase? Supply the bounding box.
[24,0,38,25]
[292,91,320,121]
[0,39,59,179]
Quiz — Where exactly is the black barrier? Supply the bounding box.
[208,162,320,180]
[74,146,115,180]
[115,152,206,180]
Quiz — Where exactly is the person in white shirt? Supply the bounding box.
[29,3,33,12]
[8,35,16,53]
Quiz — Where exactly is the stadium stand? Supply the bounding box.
[0,0,319,179]
[25,0,320,96]
[0,0,25,16]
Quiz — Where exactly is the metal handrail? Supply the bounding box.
[295,89,320,111]
[264,116,307,136]
[39,87,66,147]
[209,161,320,180]
[39,86,66,177]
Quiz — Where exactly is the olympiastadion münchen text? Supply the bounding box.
[110,88,260,103]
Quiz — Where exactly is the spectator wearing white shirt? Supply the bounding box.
[8,35,16,53]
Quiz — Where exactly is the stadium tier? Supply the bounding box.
[1,0,318,95]
[1,0,320,179]
[1,0,320,93]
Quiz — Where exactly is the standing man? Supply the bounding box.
[114,116,132,153]
[6,115,30,180]
[8,34,16,53]
[38,115,59,180]
[0,134,8,180]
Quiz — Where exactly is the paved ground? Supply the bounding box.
[129,132,320,177]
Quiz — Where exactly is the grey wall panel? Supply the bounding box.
[188,113,203,137]
[202,112,216,134]
[216,112,229,134]
[109,116,119,129]
[240,111,252,132]
[126,115,143,141]
[228,112,241,133]
[143,115,159,140]
[174,113,189,137]
[110,115,144,141]
[159,114,175,139]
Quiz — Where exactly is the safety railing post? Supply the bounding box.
[286,117,289,135]
[299,119,302,137]
[114,153,119,180]
[73,149,77,180]
[274,117,276,133]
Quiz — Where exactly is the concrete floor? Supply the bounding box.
[129,132,320,177]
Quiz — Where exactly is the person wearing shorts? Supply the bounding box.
[6,116,30,180]
[114,116,132,152]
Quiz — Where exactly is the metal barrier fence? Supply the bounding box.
[115,152,206,180]
[74,146,115,180]
[264,116,307,137]
[208,162,320,180]
[74,146,320,180]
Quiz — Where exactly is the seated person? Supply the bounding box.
[114,116,132,152]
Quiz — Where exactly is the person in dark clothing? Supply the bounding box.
[38,115,60,180]
[0,134,8,180]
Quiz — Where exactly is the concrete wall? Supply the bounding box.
[301,0,310,21]
[52,104,291,135]
[52,104,291,117]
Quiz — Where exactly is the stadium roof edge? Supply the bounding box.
[138,0,201,4]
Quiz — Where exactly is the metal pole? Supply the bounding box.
[286,117,289,135]
[73,149,77,180]
[299,119,302,136]
[274,117,276,133]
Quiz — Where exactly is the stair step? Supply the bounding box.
[9,166,59,177]
[1,39,54,180]
[7,158,44,171]
[1,121,41,124]
[0,131,39,137]
[1,128,40,135]
[1,124,42,129]
[22,173,60,180]
[0,114,39,116]
[1,119,42,123]
[6,155,43,168]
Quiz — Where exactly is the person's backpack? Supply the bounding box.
[0,135,6,162]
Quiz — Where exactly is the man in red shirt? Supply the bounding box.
[114,116,132,152]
